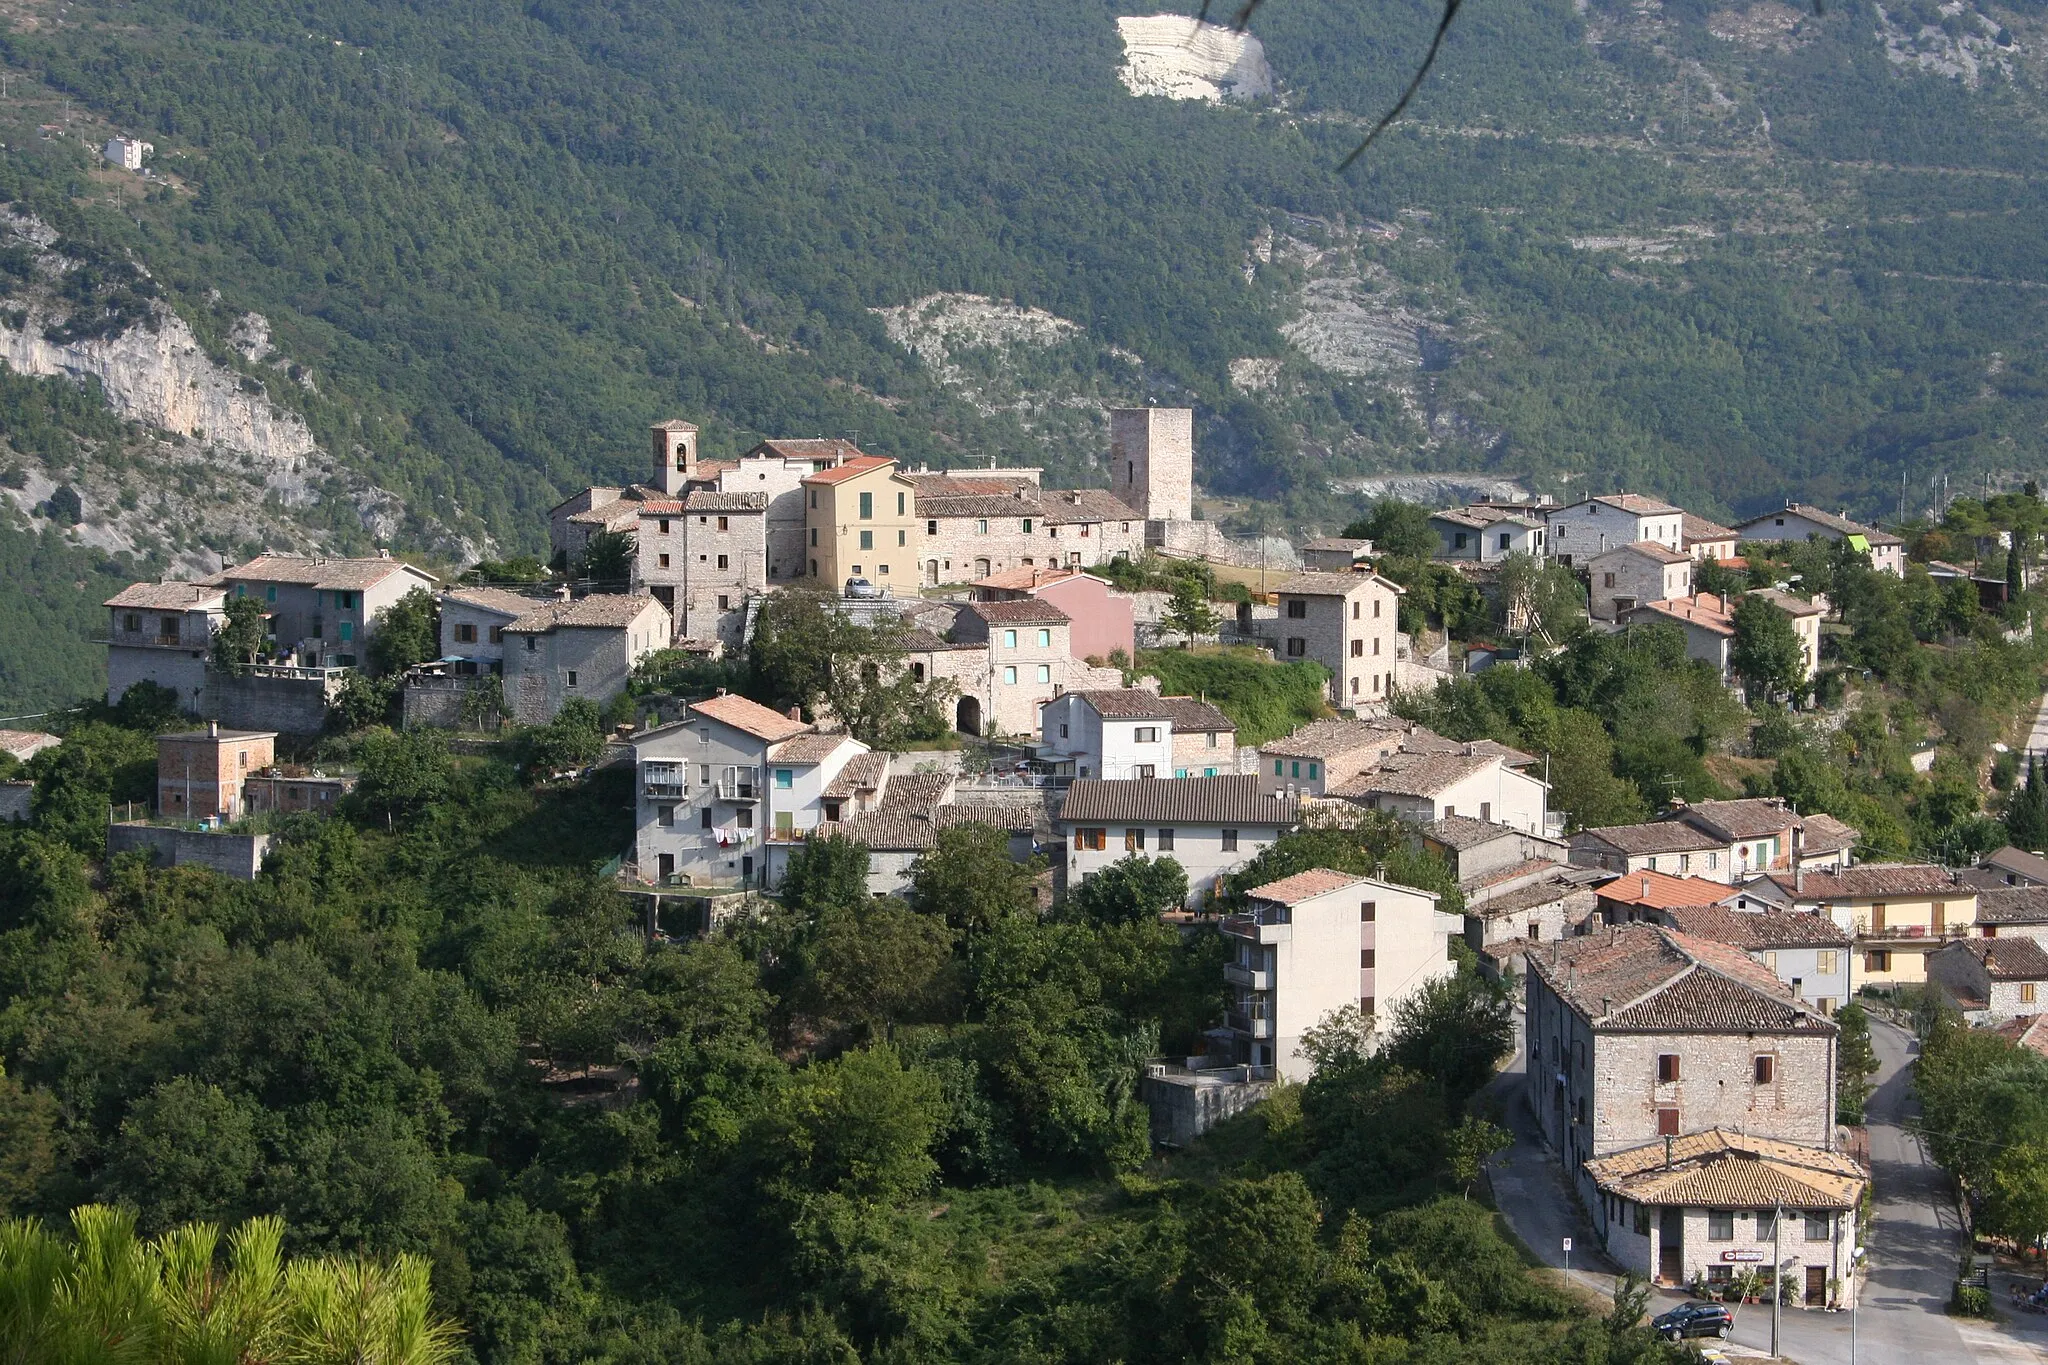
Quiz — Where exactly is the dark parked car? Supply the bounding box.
[843,576,886,600]
[1651,1301,1733,1341]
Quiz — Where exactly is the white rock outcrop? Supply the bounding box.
[1116,16,1275,103]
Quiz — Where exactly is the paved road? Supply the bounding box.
[1484,1014,2048,1364]
[2022,689,2048,759]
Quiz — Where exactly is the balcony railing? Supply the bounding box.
[1223,1009,1273,1039]
[1219,909,1292,943]
[1223,963,1273,990]
[1853,919,1969,941]
[643,782,689,799]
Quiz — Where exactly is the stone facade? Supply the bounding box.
[1588,542,1693,622]
[1546,494,1684,567]
[212,554,440,669]
[502,594,671,726]
[1272,572,1404,708]
[104,581,227,708]
[0,781,32,822]
[205,670,343,735]
[1110,406,1193,522]
[107,822,273,880]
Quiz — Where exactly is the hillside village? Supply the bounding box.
[14,406,2048,1358]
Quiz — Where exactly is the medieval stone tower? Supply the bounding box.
[1109,406,1193,523]
[652,419,700,495]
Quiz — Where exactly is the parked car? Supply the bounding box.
[843,577,886,600]
[1650,1302,1732,1341]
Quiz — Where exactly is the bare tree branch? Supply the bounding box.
[1339,0,1466,170]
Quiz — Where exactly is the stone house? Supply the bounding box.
[1525,923,1842,1198]
[1334,745,1552,836]
[1298,537,1372,573]
[209,554,440,669]
[950,597,1074,739]
[1110,405,1193,523]
[1219,868,1461,1081]
[1967,886,2048,945]
[1056,775,1294,907]
[1680,513,1740,562]
[1974,845,2048,887]
[1545,494,1685,568]
[1162,696,1238,777]
[1729,863,1979,990]
[1585,1131,1864,1306]
[1592,868,1733,924]
[1271,571,1404,708]
[1415,813,1572,896]
[1617,592,1738,676]
[970,566,1134,664]
[1571,798,1833,884]
[1649,901,1853,1016]
[802,455,920,594]
[667,491,769,649]
[1431,507,1545,563]
[1465,875,1604,977]
[155,722,275,822]
[1587,542,1693,622]
[1731,503,1905,576]
[501,593,671,726]
[730,437,866,583]
[105,580,229,708]
[1259,717,1410,800]
[1928,937,2048,1024]
[438,587,535,675]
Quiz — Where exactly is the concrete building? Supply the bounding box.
[244,771,353,818]
[156,723,275,822]
[1681,513,1740,563]
[1587,542,1693,622]
[102,136,152,170]
[802,455,920,595]
[1110,405,1193,523]
[1271,571,1404,708]
[1525,923,1842,1191]
[1334,745,1551,836]
[1218,867,1460,1081]
[629,691,813,888]
[1056,775,1294,907]
[104,581,228,708]
[1928,937,2048,1024]
[501,593,671,726]
[1585,1130,1864,1305]
[1036,688,1234,780]
[970,566,1134,664]
[208,554,440,669]
[1545,494,1685,567]
[1729,863,1979,990]
[1732,503,1905,576]
[1298,536,1373,573]
[438,587,536,675]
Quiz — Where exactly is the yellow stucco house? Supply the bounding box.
[801,455,919,596]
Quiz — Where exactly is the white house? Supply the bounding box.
[1731,503,1905,576]
[1038,688,1237,780]
[1431,507,1545,563]
[1056,775,1294,907]
[1332,746,1551,836]
[629,691,813,889]
[1545,494,1684,568]
[1218,868,1460,1081]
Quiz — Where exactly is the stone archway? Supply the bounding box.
[956,695,982,736]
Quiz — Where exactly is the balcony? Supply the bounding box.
[1223,962,1273,990]
[1853,918,1969,942]
[716,780,759,803]
[1224,1009,1273,1039]
[1219,911,1292,944]
[643,782,689,799]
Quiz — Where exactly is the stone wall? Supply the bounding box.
[205,670,339,734]
[1141,1065,1272,1146]
[107,822,272,880]
[1591,1027,1837,1157]
[0,781,31,822]
[402,680,472,730]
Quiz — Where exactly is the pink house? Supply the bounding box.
[970,566,1133,665]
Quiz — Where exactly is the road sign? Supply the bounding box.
[1561,1238,1572,1252]
[1721,1250,1764,1262]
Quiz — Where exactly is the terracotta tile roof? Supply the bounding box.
[1423,814,1526,850]
[1759,863,1963,901]
[1986,847,2048,883]
[1528,924,1831,1034]
[1040,488,1139,523]
[1057,775,1292,827]
[1764,503,1905,546]
[1069,689,1170,719]
[801,455,896,485]
[1597,870,1733,911]
[680,491,769,512]
[1975,887,2048,925]
[906,474,1039,498]
[212,554,437,591]
[920,493,1044,519]
[443,587,540,617]
[1432,508,1490,530]
[1623,593,1737,637]
[504,593,667,633]
[1247,868,1370,906]
[652,418,698,432]
[1573,821,1726,856]
[1276,571,1400,597]
[1992,1015,2048,1058]
[1682,513,1738,543]
[938,801,1037,833]
[966,599,1070,626]
[1585,1130,1865,1211]
[1331,749,1496,799]
[1798,813,1860,855]
[832,771,957,849]
[823,751,890,797]
[1467,856,1574,894]
[769,733,857,765]
[1674,799,1800,842]
[1577,492,1681,516]
[687,692,811,742]
[1591,541,1690,566]
[0,730,60,761]
[1750,586,1823,617]
[898,628,983,653]
[1473,876,1592,919]
[1657,903,1850,949]
[749,438,868,463]
[1300,536,1371,553]
[971,565,1088,591]
[1158,696,1234,734]
[1957,937,2048,980]
[1261,718,1407,760]
[1402,731,1537,767]
[105,581,227,610]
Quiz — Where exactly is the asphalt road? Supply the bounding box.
[1485,1014,2048,1364]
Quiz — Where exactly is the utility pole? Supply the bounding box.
[1770,1203,1782,1358]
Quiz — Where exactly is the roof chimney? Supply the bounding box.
[556,584,573,602]
[1664,1134,1675,1169]
[1792,825,1804,894]
[787,706,802,721]
[208,719,219,738]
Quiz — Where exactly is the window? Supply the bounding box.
[1074,827,1106,851]
[1657,1054,1680,1084]
[1286,599,1307,619]
[718,594,730,611]
[1635,1205,1652,1236]
[1360,949,1375,969]
[859,531,873,550]
[878,565,889,575]
[810,489,818,509]
[1804,1213,1830,1241]
[1022,518,1033,533]
[1036,664,1050,683]
[1865,950,1892,972]
[1351,639,1363,657]
[1134,764,1155,778]
[2025,983,2039,1005]
[1360,901,1376,922]
[701,808,714,830]
[1290,761,1300,779]
[1004,629,1018,648]
[658,804,676,828]
[810,527,818,546]
[658,553,671,569]
[266,585,278,602]
[1372,598,1382,619]
[859,491,873,519]
[1454,532,1468,550]
[700,729,711,747]
[455,623,477,643]
[775,768,793,790]
[1603,572,1616,588]
[659,519,671,534]
[1060,723,1070,739]
[1754,1055,1775,1085]
[338,591,354,609]
[123,612,140,631]
[925,519,938,536]
[977,519,989,535]
[1137,727,1159,743]
[897,530,906,546]
[1286,638,1306,657]
[1757,1209,1777,1238]
[1221,829,1239,852]
[717,515,730,531]
[1273,759,1285,776]
[896,492,906,516]
[1003,666,1017,685]
[1126,828,1145,851]
[1707,1211,1734,1241]
[1656,1107,1680,1136]
[566,670,578,687]
[716,554,729,569]
[1360,995,1375,1016]
[1037,628,1051,647]
[1159,828,1175,851]
[810,558,818,576]
[339,621,353,643]
[1707,851,1719,870]
[1499,532,1511,551]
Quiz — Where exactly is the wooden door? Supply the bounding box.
[1805,1265,1828,1306]
[1658,1207,1683,1285]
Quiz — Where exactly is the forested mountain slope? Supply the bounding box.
[4,0,2048,707]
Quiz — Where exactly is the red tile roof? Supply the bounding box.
[1598,870,1733,911]
[1247,868,1370,906]
[687,692,812,742]
[801,455,896,485]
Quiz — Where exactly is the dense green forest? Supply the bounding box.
[0,707,1691,1362]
